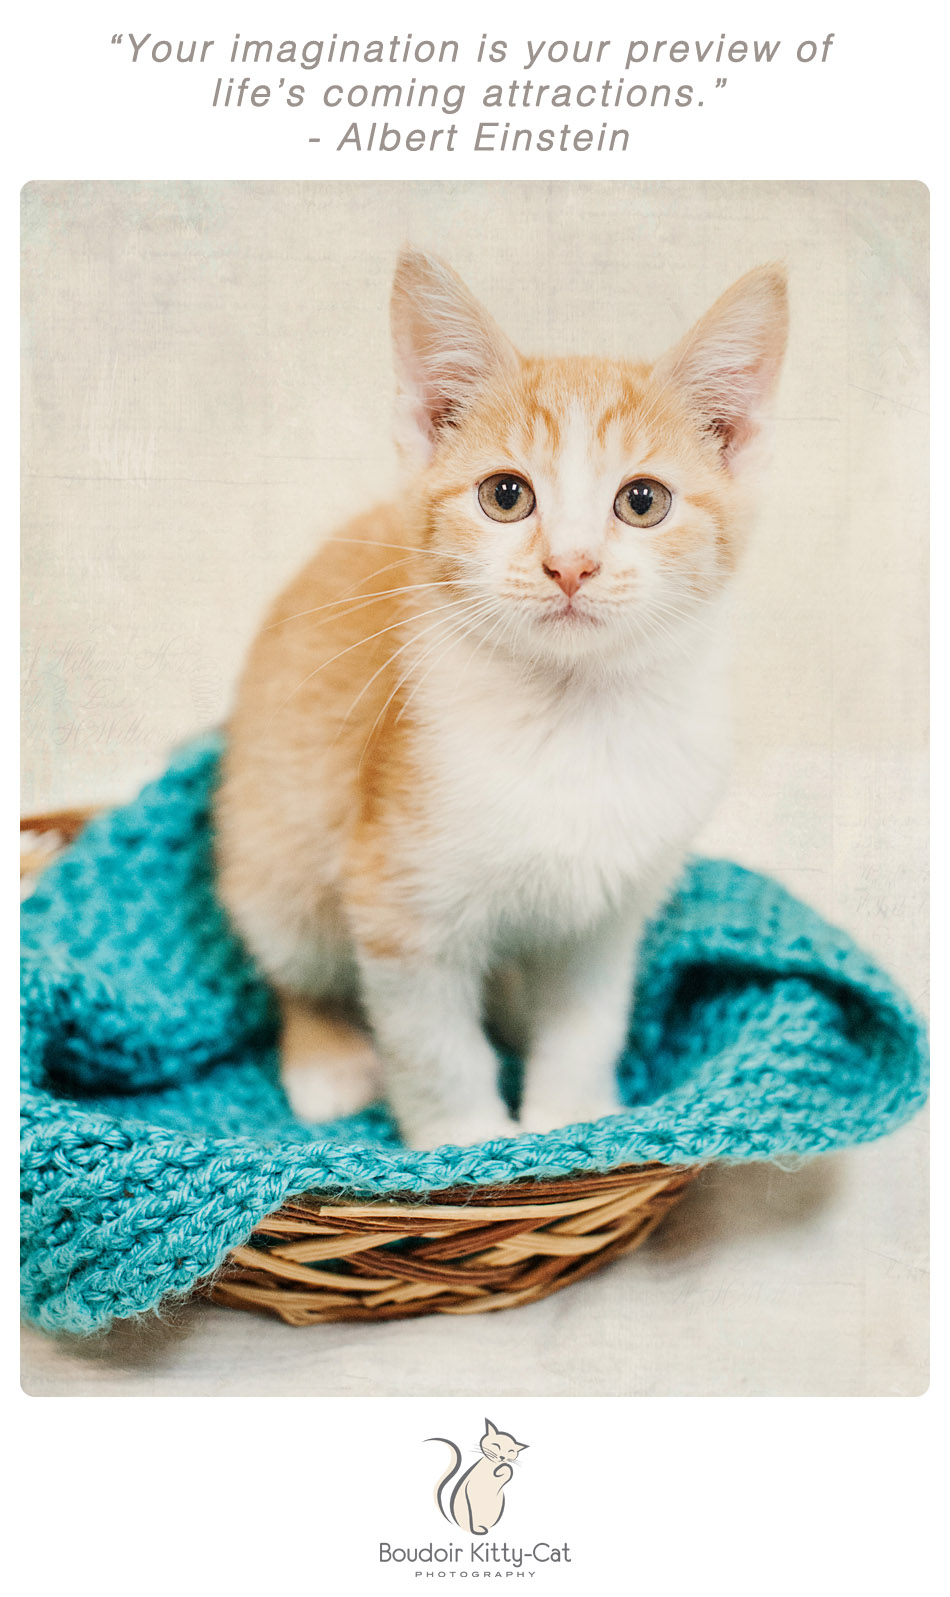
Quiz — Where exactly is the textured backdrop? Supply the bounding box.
[20,181,928,1394]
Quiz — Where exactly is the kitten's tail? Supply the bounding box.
[427,1437,462,1523]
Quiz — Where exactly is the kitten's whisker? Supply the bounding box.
[281,553,422,617]
[646,600,722,645]
[266,552,450,636]
[323,556,422,614]
[320,536,482,568]
[390,625,485,731]
[446,603,516,699]
[397,601,495,692]
[392,596,501,716]
[647,597,718,631]
[387,601,499,733]
[276,596,483,711]
[637,611,701,664]
[355,601,497,772]
[436,600,514,694]
[338,599,491,749]
[649,575,721,609]
[356,634,475,772]
[264,578,465,630]
[307,553,418,608]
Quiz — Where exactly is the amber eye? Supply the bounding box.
[478,473,536,523]
[614,477,672,528]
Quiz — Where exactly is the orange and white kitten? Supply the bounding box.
[215,249,787,1150]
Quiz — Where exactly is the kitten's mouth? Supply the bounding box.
[537,599,602,628]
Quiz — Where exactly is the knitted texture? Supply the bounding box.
[21,737,928,1335]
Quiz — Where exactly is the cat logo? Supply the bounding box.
[427,1418,528,1535]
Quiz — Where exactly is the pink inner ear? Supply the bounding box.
[396,335,451,444]
[703,347,782,465]
[398,337,484,452]
[709,409,756,461]
[421,383,461,438]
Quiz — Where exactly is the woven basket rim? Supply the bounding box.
[274,1161,696,1213]
[209,1162,699,1323]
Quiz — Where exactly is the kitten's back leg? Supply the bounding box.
[280,995,383,1121]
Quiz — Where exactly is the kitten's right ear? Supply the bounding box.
[391,249,518,467]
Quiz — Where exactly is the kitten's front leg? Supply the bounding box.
[358,954,518,1150]
[518,915,643,1134]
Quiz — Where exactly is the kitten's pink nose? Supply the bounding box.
[541,554,601,598]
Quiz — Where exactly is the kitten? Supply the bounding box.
[215,248,787,1149]
[430,1419,527,1535]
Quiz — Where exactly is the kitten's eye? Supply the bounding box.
[614,477,672,528]
[478,473,535,523]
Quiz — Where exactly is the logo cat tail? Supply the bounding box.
[426,1437,462,1522]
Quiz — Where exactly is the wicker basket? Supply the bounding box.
[21,809,699,1324]
[202,1164,696,1323]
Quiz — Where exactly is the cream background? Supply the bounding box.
[20,181,928,1396]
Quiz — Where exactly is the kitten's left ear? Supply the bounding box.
[391,248,519,467]
[654,264,788,472]
[484,1417,498,1436]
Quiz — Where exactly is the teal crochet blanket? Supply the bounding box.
[21,738,928,1335]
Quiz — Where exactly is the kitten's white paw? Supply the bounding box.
[283,1049,383,1121]
[281,1000,383,1122]
[518,1092,625,1135]
[401,1108,520,1151]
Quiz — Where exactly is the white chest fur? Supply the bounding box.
[404,628,730,951]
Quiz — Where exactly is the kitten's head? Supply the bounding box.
[479,1417,528,1464]
[391,248,787,675]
